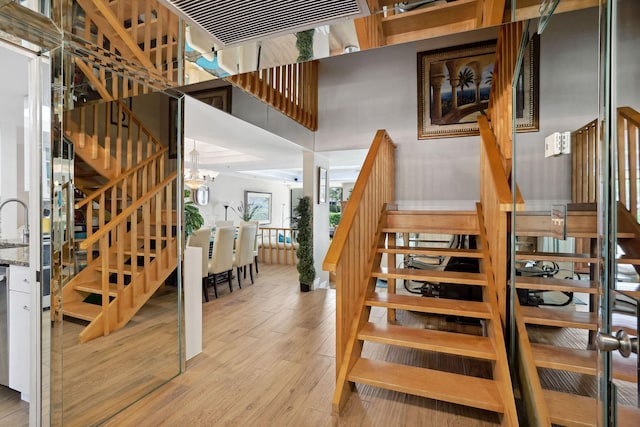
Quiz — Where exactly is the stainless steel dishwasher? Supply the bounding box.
[0,264,8,387]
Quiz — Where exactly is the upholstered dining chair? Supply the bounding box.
[247,220,260,275]
[233,223,258,288]
[207,226,235,300]
[186,227,212,301]
[215,220,234,228]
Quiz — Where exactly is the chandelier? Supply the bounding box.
[185,139,205,190]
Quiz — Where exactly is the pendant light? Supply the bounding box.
[185,139,205,189]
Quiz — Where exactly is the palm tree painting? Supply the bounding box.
[457,67,475,105]
[418,37,538,139]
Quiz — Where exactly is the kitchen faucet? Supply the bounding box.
[0,198,29,243]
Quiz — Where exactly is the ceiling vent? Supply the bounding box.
[164,0,370,47]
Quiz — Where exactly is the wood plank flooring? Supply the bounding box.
[105,264,501,427]
[0,385,28,427]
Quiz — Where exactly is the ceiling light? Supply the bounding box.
[185,139,206,189]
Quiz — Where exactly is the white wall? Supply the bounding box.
[194,173,292,228]
[232,88,315,151]
[315,7,601,209]
[0,45,30,239]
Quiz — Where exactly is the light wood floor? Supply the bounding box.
[0,385,28,426]
[105,264,501,427]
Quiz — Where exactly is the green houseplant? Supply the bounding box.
[295,29,314,62]
[184,189,204,237]
[293,195,315,292]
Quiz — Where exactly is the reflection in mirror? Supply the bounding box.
[51,89,182,425]
[611,0,639,410]
[194,185,209,206]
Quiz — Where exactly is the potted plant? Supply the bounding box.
[184,189,204,237]
[293,195,315,292]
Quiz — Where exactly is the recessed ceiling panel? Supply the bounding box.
[165,0,370,47]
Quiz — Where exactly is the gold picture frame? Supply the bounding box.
[417,37,539,139]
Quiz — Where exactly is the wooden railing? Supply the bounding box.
[571,118,598,204]
[78,172,177,338]
[479,115,523,324]
[487,21,523,171]
[258,227,298,265]
[226,61,319,131]
[323,130,395,375]
[72,0,180,101]
[617,107,640,219]
[65,99,165,179]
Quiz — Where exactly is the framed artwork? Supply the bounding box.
[188,86,232,113]
[245,191,272,224]
[111,97,132,127]
[417,37,539,139]
[318,167,328,204]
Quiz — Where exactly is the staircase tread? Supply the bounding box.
[520,306,597,330]
[515,276,597,294]
[379,246,482,258]
[349,358,504,413]
[366,292,492,319]
[530,343,637,382]
[372,267,487,286]
[74,281,119,297]
[545,390,640,427]
[359,322,496,360]
[516,251,596,263]
[383,227,479,234]
[62,301,102,321]
[616,255,640,265]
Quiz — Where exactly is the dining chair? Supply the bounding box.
[207,226,235,300]
[233,223,258,288]
[215,220,234,228]
[247,220,260,274]
[186,227,212,302]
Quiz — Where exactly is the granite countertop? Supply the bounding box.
[0,240,29,267]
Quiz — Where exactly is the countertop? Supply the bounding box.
[0,240,29,267]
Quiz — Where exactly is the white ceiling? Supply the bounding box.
[184,96,365,183]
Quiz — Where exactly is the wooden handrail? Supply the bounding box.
[79,172,177,250]
[324,130,395,271]
[75,147,167,210]
[478,115,515,211]
[322,130,395,378]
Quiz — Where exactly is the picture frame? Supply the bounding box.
[318,167,328,204]
[245,191,272,224]
[187,86,232,113]
[417,36,539,139]
[111,97,132,128]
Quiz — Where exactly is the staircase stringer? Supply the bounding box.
[78,235,178,343]
[513,298,551,426]
[476,202,519,427]
[332,207,390,412]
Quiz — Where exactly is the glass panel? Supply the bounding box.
[51,63,183,422]
[510,4,604,424]
[611,0,640,422]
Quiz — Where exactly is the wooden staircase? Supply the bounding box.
[61,99,178,343]
[332,207,518,424]
[70,0,181,105]
[513,206,640,426]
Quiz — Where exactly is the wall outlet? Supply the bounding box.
[545,132,571,157]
